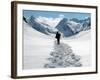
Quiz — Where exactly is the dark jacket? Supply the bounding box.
[55,32,61,39]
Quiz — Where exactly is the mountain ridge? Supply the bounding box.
[25,16,91,37]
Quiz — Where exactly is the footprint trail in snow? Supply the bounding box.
[44,42,82,68]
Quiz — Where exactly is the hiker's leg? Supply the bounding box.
[58,38,60,44]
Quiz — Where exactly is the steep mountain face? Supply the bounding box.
[82,17,91,31]
[28,16,49,35]
[39,21,58,34]
[27,16,91,37]
[70,17,91,31]
[28,16,57,35]
[56,17,91,37]
[66,21,83,33]
[56,18,75,37]
[70,18,80,23]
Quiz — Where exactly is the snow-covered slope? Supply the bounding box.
[56,17,91,37]
[67,21,83,33]
[23,21,49,39]
[35,16,61,28]
[64,30,91,41]
[28,16,58,35]
[28,16,49,35]
[23,21,91,69]
[56,18,74,37]
[23,21,54,69]
[44,42,82,68]
[70,17,91,31]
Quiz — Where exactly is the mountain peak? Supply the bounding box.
[60,18,68,23]
[29,15,35,21]
[70,18,80,23]
[56,18,74,37]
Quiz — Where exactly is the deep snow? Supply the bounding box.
[44,42,82,68]
[23,21,91,69]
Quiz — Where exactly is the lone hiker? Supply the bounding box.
[55,31,61,45]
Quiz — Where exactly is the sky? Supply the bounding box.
[23,10,91,20]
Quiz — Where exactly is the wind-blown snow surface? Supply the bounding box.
[23,21,91,69]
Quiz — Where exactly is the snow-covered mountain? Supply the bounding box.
[27,15,91,37]
[56,18,74,37]
[70,17,91,31]
[28,16,49,35]
[35,16,61,28]
[56,17,91,37]
[28,16,58,35]
[55,18,83,37]
[82,17,91,31]
[66,21,83,33]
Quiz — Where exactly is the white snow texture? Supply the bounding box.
[23,21,91,70]
[44,42,82,68]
